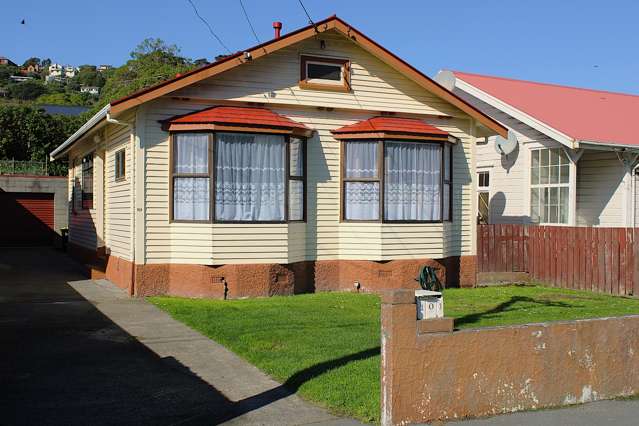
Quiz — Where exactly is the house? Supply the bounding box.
[80,86,100,95]
[9,75,34,82]
[48,63,63,77]
[50,16,506,298]
[0,56,17,66]
[64,66,78,78]
[97,64,112,72]
[22,63,40,74]
[436,71,639,227]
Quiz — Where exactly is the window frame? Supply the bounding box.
[114,148,126,181]
[169,131,307,224]
[169,132,214,224]
[299,55,351,93]
[81,152,94,210]
[477,169,491,225]
[529,148,570,225]
[340,139,454,224]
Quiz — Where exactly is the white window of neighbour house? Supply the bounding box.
[530,148,569,224]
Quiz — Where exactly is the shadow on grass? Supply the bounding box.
[222,347,380,423]
[454,296,574,328]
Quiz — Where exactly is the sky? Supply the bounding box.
[3,0,639,94]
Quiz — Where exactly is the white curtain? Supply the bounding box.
[173,133,210,221]
[384,142,441,221]
[215,133,286,221]
[345,141,379,220]
[174,133,208,173]
[173,178,210,220]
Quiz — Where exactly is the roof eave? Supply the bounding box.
[577,139,639,152]
[49,104,110,160]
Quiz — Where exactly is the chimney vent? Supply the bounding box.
[273,21,282,39]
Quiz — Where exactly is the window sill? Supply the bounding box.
[298,80,350,93]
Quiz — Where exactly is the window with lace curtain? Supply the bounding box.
[170,132,306,223]
[341,140,452,222]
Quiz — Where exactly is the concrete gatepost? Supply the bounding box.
[380,289,454,426]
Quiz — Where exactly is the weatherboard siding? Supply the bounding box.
[68,138,99,250]
[576,151,625,227]
[141,98,475,265]
[104,124,133,260]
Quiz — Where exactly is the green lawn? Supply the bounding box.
[149,285,639,423]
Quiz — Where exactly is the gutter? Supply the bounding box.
[49,104,110,160]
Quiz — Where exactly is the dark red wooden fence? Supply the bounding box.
[477,224,639,296]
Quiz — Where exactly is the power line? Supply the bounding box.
[186,0,232,54]
[297,0,316,27]
[238,0,260,44]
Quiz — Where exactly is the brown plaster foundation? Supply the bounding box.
[380,289,639,425]
[68,245,473,299]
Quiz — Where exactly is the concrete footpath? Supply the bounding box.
[0,247,360,426]
[443,398,639,426]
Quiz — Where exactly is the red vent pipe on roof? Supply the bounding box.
[273,21,282,39]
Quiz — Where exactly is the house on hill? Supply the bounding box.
[436,71,639,227]
[0,56,17,66]
[50,16,506,298]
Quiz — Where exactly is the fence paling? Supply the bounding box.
[477,224,638,297]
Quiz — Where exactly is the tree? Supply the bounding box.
[0,105,84,175]
[0,64,20,85]
[8,80,46,100]
[22,57,41,68]
[97,38,194,109]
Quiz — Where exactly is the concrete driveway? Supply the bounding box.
[0,248,359,426]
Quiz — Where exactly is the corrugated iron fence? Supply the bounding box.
[477,224,639,296]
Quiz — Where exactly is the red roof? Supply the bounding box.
[454,71,639,147]
[165,106,310,130]
[332,116,448,136]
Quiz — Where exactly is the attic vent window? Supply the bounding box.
[300,55,350,92]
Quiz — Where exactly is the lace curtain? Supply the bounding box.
[215,133,286,221]
[173,133,210,221]
[345,141,379,220]
[384,142,441,221]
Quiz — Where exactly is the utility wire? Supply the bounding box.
[239,0,261,44]
[297,0,316,27]
[186,0,232,54]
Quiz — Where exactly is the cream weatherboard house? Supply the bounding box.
[436,70,639,228]
[51,16,506,298]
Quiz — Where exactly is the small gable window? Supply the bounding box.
[300,55,350,92]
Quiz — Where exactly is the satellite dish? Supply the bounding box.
[494,130,518,156]
[434,70,456,91]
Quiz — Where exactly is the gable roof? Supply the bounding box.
[447,70,639,149]
[51,16,507,160]
[109,16,505,133]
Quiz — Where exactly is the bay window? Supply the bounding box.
[342,140,453,222]
[530,148,569,224]
[170,132,305,223]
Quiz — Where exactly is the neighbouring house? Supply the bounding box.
[9,75,34,82]
[97,64,112,72]
[48,63,63,77]
[436,71,639,227]
[50,16,506,298]
[0,56,17,66]
[22,63,40,74]
[80,86,100,95]
[64,66,78,78]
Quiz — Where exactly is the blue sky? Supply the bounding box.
[3,0,638,94]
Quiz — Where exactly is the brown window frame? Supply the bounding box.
[340,139,454,224]
[299,55,351,93]
[81,153,94,210]
[169,131,307,224]
[115,148,126,181]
